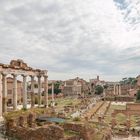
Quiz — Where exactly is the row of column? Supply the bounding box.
[1,73,49,114]
[113,84,121,95]
[0,74,2,119]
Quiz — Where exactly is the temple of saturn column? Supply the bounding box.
[0,59,48,118]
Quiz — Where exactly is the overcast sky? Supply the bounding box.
[0,0,140,81]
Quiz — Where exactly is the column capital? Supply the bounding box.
[37,75,42,79]
[22,74,27,77]
[44,75,48,78]
[30,75,35,79]
[1,73,7,77]
[12,74,17,78]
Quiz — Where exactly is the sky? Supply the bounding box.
[0,0,140,81]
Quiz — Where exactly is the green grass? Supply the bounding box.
[55,97,80,106]
[110,105,126,110]
[104,104,126,125]
[73,117,81,122]
[52,97,81,113]
[116,113,126,124]
[4,97,81,120]
[64,130,80,137]
[92,131,104,140]
[104,103,140,128]
[4,107,47,120]
[130,115,136,127]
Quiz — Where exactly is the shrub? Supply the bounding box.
[22,108,27,111]
[95,85,104,95]
[136,90,140,101]
[73,117,80,121]
[67,102,73,106]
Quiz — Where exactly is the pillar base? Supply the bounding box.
[31,106,35,109]
[51,101,55,107]
[44,105,48,108]
[0,116,4,122]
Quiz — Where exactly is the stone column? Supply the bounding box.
[23,75,27,109]
[13,74,17,110]
[126,119,131,129]
[38,76,41,106]
[118,85,119,95]
[52,82,55,106]
[116,85,118,95]
[111,118,116,128]
[31,76,35,108]
[113,84,116,95]
[0,73,3,119]
[119,84,121,95]
[44,76,48,108]
[2,74,7,113]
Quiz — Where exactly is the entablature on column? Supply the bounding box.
[0,59,48,77]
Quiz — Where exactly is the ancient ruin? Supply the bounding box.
[0,59,48,119]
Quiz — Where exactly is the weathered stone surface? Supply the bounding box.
[61,136,81,140]
[63,123,95,140]
[7,124,64,140]
[10,59,28,69]
[18,116,25,127]
[57,112,66,118]
[6,119,16,131]
[27,113,35,127]
[102,129,112,140]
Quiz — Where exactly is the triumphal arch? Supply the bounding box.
[0,59,48,119]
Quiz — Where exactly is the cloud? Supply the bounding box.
[0,0,140,81]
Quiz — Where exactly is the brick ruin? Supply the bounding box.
[111,103,140,129]
[5,113,97,140]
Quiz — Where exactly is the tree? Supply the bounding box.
[48,81,62,95]
[120,77,137,85]
[136,90,140,101]
[103,84,108,89]
[131,79,137,86]
[95,85,104,95]
[120,77,137,89]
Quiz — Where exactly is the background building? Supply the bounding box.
[7,77,23,106]
[63,77,89,97]
[90,76,105,94]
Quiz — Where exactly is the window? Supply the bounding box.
[8,99,12,105]
[8,90,12,94]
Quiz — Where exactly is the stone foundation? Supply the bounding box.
[105,96,134,102]
[63,123,95,140]
[7,124,64,140]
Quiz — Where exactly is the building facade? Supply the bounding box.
[63,77,82,96]
[90,76,105,94]
[7,77,23,106]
